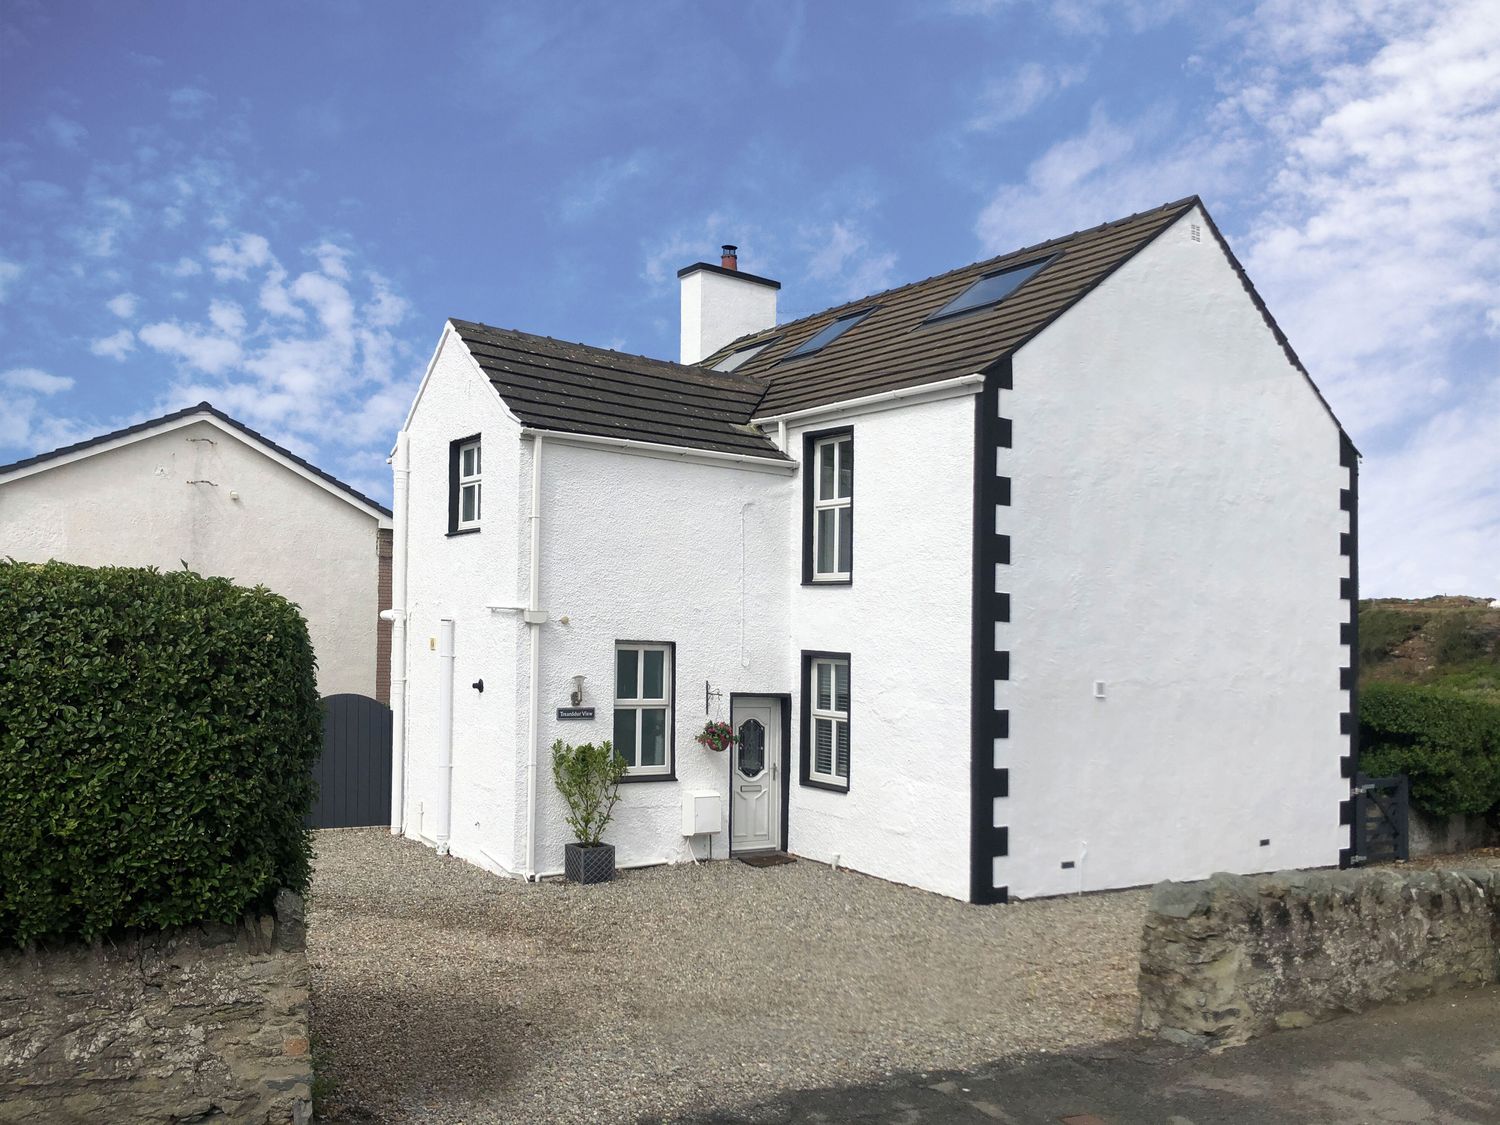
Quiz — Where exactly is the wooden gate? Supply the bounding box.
[307,694,392,829]
[1351,773,1410,865]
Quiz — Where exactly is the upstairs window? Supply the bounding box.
[614,642,674,780]
[802,652,850,791]
[783,307,875,360]
[449,435,481,534]
[926,257,1053,322]
[803,429,852,583]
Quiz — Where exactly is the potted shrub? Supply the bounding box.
[551,738,628,884]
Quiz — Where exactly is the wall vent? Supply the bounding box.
[1189,223,1202,243]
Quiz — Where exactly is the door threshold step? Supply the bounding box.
[738,852,797,868]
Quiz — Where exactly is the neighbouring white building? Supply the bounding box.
[388,197,1361,902]
[0,402,394,704]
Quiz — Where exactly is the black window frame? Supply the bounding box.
[447,433,482,536]
[613,639,678,784]
[801,426,853,586]
[800,650,851,792]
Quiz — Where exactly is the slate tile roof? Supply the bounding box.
[450,320,790,460]
[456,197,1234,457]
[705,197,1200,416]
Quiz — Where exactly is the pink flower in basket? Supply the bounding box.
[694,720,735,752]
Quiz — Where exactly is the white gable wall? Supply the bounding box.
[999,206,1347,899]
[784,394,976,901]
[0,418,383,699]
[399,327,526,870]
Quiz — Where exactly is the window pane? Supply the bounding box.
[835,720,849,779]
[816,509,836,573]
[461,484,476,524]
[462,446,475,477]
[815,718,833,775]
[616,649,638,700]
[640,708,667,767]
[837,507,851,574]
[834,662,849,712]
[818,442,834,500]
[836,439,852,498]
[613,709,637,767]
[473,443,480,474]
[643,649,665,699]
[817,662,831,710]
[472,483,481,521]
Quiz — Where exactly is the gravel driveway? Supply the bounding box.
[308,830,1148,1124]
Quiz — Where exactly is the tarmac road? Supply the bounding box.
[672,986,1500,1124]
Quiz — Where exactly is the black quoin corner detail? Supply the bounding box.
[971,358,1012,905]
[1338,430,1360,869]
[447,433,481,536]
[801,426,854,586]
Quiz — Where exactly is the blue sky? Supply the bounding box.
[1,1,1496,596]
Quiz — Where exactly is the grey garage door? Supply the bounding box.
[308,693,392,829]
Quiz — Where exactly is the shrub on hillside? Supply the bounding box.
[1357,605,1426,666]
[0,560,321,946]
[1359,681,1500,818]
[1431,612,1491,666]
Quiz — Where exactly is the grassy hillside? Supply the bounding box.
[1359,596,1500,702]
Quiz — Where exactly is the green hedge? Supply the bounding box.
[0,560,321,946]
[1359,681,1500,818]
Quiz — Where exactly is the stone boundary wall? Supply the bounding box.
[0,891,311,1124]
[1138,868,1500,1048]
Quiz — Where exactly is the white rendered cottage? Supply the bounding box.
[388,197,1360,902]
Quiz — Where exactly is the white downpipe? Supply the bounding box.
[436,617,455,855]
[524,434,544,881]
[386,431,410,835]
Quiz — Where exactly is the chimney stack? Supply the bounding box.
[678,244,779,365]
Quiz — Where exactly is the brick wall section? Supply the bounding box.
[376,526,392,706]
[0,892,312,1124]
[1138,868,1500,1048]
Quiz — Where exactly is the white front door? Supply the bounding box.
[729,697,781,853]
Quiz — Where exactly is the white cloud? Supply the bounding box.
[138,320,243,374]
[208,299,247,337]
[2,368,74,394]
[206,233,273,280]
[90,329,136,360]
[106,292,138,318]
[313,242,351,281]
[968,62,1086,130]
[803,221,899,302]
[167,256,204,278]
[559,151,652,221]
[0,259,21,302]
[42,114,87,150]
[168,86,215,119]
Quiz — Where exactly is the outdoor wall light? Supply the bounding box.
[571,675,586,706]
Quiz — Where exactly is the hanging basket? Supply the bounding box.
[694,720,735,753]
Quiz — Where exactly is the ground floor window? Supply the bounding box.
[614,642,674,780]
[801,651,850,790]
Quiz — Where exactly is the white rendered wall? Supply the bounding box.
[1000,206,1348,899]
[785,395,976,901]
[398,327,524,873]
[0,420,382,699]
[525,440,794,874]
[679,269,778,364]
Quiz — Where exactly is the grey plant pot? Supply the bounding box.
[564,842,616,885]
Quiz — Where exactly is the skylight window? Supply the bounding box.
[927,257,1052,322]
[783,308,875,360]
[713,340,773,372]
